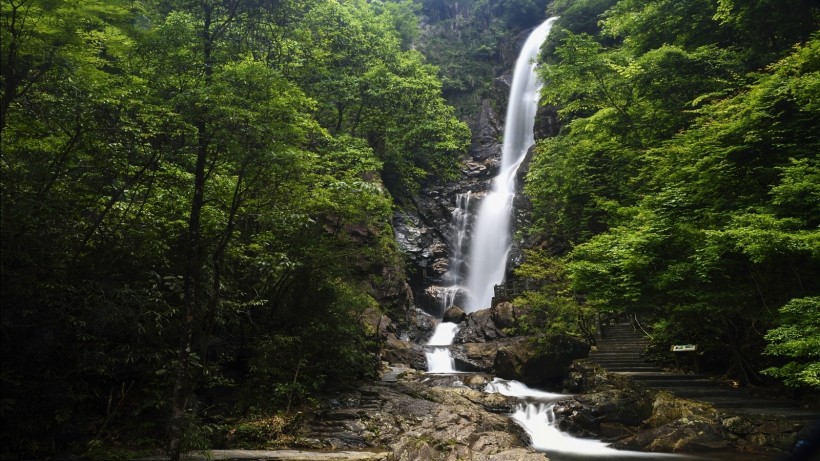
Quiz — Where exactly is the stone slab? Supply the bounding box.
[138,450,390,460]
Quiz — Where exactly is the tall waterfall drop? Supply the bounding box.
[427,18,556,373]
[465,17,557,312]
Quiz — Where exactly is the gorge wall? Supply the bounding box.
[394,68,559,316]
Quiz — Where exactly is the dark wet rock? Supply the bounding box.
[613,419,733,452]
[490,302,517,330]
[393,209,451,296]
[556,387,651,432]
[443,306,467,323]
[450,342,505,372]
[417,286,448,317]
[381,336,427,371]
[534,104,560,140]
[469,99,503,161]
[454,309,508,343]
[405,308,438,343]
[493,335,590,387]
[558,360,813,455]
[362,308,434,370]
[392,92,528,315]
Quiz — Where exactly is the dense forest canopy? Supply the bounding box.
[1,0,818,458]
[0,0,467,457]
[522,0,819,389]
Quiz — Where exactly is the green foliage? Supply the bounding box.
[497,0,550,28]
[525,0,820,387]
[771,158,820,226]
[513,251,597,344]
[1,0,456,457]
[222,414,300,449]
[542,0,619,64]
[763,297,820,389]
[372,0,421,50]
[601,0,727,53]
[713,0,819,63]
[289,0,469,197]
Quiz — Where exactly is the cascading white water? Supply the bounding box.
[422,18,696,459]
[425,322,459,373]
[486,379,684,459]
[484,377,567,400]
[465,17,558,313]
[441,192,472,311]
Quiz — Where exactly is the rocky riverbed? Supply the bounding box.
[557,361,816,455]
[298,368,548,460]
[284,359,815,461]
[350,306,817,460]
[146,306,816,461]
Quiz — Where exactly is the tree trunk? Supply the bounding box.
[168,4,213,460]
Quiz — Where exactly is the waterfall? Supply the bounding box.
[486,379,681,459]
[441,192,472,311]
[465,17,558,313]
[425,17,556,372]
[425,322,459,373]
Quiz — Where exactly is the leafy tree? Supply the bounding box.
[513,250,597,344]
[600,0,728,53]
[292,0,469,197]
[524,0,819,387]
[372,0,421,50]
[2,0,455,457]
[526,116,642,248]
[763,297,820,389]
[543,0,618,59]
[497,0,550,28]
[713,0,819,64]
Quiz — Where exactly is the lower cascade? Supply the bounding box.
[425,322,459,374]
[485,379,686,460]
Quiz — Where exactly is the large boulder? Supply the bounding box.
[402,308,438,343]
[455,308,506,343]
[381,337,427,371]
[613,419,733,452]
[558,361,810,455]
[443,305,467,323]
[362,307,434,370]
[490,302,518,329]
[493,335,590,387]
[450,342,506,372]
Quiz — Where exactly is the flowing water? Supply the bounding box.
[486,379,699,461]
[425,322,459,373]
[464,17,558,313]
[440,192,472,311]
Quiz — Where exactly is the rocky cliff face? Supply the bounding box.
[393,79,559,316]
